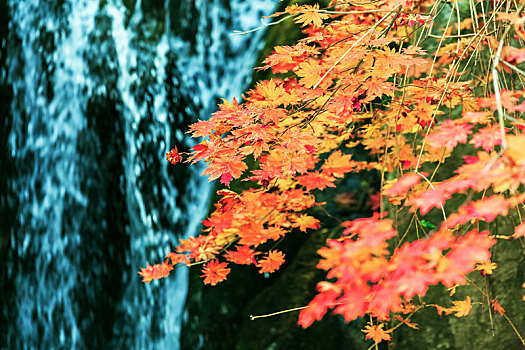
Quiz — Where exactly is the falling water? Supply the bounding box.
[2,0,276,348]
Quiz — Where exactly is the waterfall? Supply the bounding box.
[3,0,276,348]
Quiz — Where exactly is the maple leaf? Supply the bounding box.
[362,323,392,343]
[166,252,189,265]
[450,296,472,317]
[293,4,329,27]
[409,187,449,215]
[514,222,525,239]
[427,120,473,150]
[296,171,336,191]
[254,79,297,107]
[446,195,511,228]
[385,173,423,197]
[258,250,285,273]
[297,291,339,328]
[298,285,340,328]
[505,47,525,64]
[335,192,358,206]
[225,245,258,265]
[475,261,498,275]
[201,154,248,186]
[296,59,325,88]
[368,192,381,211]
[321,150,357,178]
[166,147,183,165]
[328,93,361,120]
[505,134,525,166]
[138,260,173,283]
[262,226,286,241]
[491,299,505,316]
[201,260,231,286]
[434,304,453,316]
[292,214,320,232]
[436,230,496,287]
[188,119,217,138]
[362,77,396,102]
[470,124,504,151]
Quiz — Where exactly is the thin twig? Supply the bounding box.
[312,5,402,90]
[250,306,309,320]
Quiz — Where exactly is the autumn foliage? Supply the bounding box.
[140,0,525,345]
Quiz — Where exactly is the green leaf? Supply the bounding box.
[420,220,436,229]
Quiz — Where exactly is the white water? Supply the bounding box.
[8,0,99,347]
[6,0,276,348]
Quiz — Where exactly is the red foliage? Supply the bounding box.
[166,147,182,164]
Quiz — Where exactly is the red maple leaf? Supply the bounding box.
[385,173,423,197]
[188,119,217,138]
[427,120,473,150]
[298,283,340,328]
[505,47,525,64]
[470,124,504,151]
[436,230,495,287]
[166,147,183,164]
[491,299,505,316]
[409,187,449,215]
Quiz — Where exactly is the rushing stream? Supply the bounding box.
[1,0,276,348]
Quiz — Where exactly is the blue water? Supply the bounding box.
[2,0,276,348]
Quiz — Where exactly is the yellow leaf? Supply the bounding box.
[293,4,329,27]
[451,296,472,317]
[475,261,498,275]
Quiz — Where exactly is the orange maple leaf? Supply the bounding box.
[362,323,392,343]
[225,245,258,265]
[138,260,174,283]
[296,171,336,191]
[258,250,285,273]
[166,252,189,265]
[321,150,357,178]
[292,214,321,232]
[188,119,217,138]
[201,260,231,286]
[201,155,248,186]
